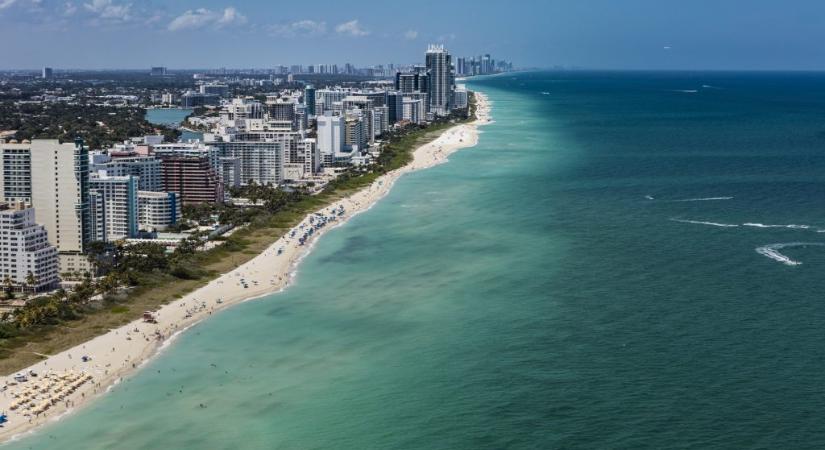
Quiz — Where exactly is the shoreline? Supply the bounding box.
[0,92,491,442]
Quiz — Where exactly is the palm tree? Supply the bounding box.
[3,275,14,300]
[25,271,37,293]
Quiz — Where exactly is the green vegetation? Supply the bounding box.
[0,93,476,374]
[0,103,178,149]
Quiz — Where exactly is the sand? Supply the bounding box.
[0,92,491,442]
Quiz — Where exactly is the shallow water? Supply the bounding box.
[9,72,825,449]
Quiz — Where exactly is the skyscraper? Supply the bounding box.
[425,45,454,116]
[42,67,53,79]
[305,85,316,116]
[30,138,92,273]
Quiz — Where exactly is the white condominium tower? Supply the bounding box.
[30,139,92,274]
[0,202,59,292]
[425,44,454,116]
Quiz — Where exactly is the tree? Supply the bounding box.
[3,275,15,300]
[25,271,37,292]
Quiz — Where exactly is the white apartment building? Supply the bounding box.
[403,98,426,124]
[0,202,59,292]
[30,139,92,274]
[138,191,180,231]
[317,115,345,165]
[90,151,162,191]
[453,85,469,109]
[89,175,139,241]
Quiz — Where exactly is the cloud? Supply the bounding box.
[168,6,246,31]
[216,6,245,27]
[269,19,326,37]
[83,0,131,22]
[63,1,77,15]
[335,19,368,37]
[403,29,418,40]
[436,33,457,42]
[0,0,41,10]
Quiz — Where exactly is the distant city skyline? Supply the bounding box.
[2,0,825,70]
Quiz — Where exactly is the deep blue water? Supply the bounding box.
[8,71,825,449]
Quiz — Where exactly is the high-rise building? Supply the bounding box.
[42,67,53,79]
[402,97,426,124]
[150,66,167,76]
[0,202,59,292]
[317,115,345,165]
[30,139,91,273]
[304,85,316,116]
[344,115,368,152]
[395,72,428,93]
[266,98,296,123]
[137,191,179,231]
[453,86,469,109]
[90,152,162,192]
[386,92,404,124]
[425,44,454,116]
[158,156,223,205]
[456,57,467,76]
[0,143,32,202]
[89,175,139,241]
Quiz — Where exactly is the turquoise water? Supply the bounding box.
[10,72,825,448]
[144,108,202,141]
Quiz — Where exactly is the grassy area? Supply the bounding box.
[0,107,475,375]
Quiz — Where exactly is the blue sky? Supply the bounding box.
[1,0,824,70]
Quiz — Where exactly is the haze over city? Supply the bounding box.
[2,0,824,69]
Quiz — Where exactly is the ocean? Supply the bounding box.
[9,71,825,449]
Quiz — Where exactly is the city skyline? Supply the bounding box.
[2,0,825,70]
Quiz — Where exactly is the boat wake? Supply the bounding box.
[743,223,811,230]
[672,196,733,202]
[755,242,825,266]
[670,218,739,228]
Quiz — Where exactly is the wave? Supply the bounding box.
[673,89,698,93]
[672,196,733,202]
[743,223,811,230]
[644,195,655,200]
[670,218,739,227]
[755,242,825,266]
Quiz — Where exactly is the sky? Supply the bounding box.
[1,0,824,70]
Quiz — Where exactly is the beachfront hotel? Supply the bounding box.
[0,202,59,292]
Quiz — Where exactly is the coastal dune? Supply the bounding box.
[0,92,491,442]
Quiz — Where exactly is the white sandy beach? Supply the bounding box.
[0,92,491,442]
